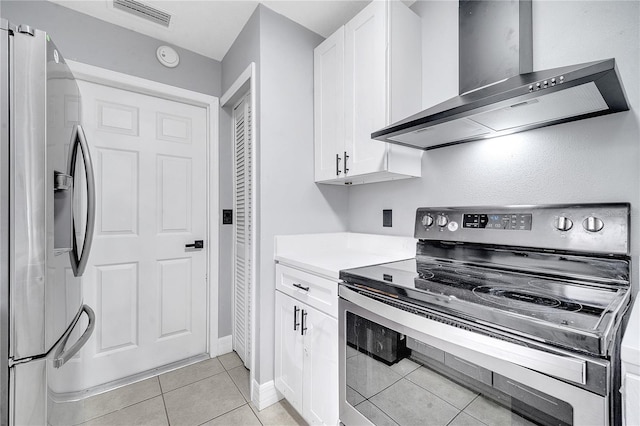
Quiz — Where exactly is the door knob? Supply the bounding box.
[185,240,204,249]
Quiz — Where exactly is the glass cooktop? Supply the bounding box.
[339,258,630,356]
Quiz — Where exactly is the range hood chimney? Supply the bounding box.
[372,0,629,150]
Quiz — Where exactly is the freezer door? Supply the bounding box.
[9,358,47,426]
[9,304,94,426]
[47,305,95,426]
[11,26,86,360]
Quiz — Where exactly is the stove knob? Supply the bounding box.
[421,214,434,227]
[583,216,604,233]
[554,216,573,231]
[436,214,449,227]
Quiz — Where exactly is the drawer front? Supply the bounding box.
[444,353,492,386]
[493,373,573,425]
[276,263,337,318]
[406,337,445,364]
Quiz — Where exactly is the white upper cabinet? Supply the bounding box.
[314,27,345,182]
[314,0,422,185]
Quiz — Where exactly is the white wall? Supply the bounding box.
[348,1,640,293]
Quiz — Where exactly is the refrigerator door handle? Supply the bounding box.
[53,304,95,368]
[68,124,96,277]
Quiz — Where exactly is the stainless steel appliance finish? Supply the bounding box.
[372,59,629,150]
[338,204,630,426]
[1,19,96,425]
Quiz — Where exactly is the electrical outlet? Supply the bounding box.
[383,209,392,227]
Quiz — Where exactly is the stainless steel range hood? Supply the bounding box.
[372,0,629,150]
[372,58,629,150]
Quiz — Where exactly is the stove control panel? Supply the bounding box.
[414,204,630,255]
[462,213,532,231]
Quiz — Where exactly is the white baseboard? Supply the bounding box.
[215,335,233,356]
[252,379,282,411]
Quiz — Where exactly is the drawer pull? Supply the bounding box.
[294,305,300,331]
[293,283,310,292]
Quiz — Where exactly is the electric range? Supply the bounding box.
[338,204,631,426]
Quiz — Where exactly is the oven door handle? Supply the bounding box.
[339,286,587,385]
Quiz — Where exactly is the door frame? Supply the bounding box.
[67,60,220,358]
[221,63,257,401]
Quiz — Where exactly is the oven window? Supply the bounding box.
[345,312,573,426]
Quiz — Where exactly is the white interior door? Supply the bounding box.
[76,80,208,388]
[232,93,252,368]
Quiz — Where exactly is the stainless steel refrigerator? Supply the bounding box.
[1,20,96,425]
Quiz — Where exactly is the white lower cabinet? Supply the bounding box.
[275,291,305,411]
[623,372,640,425]
[275,265,338,425]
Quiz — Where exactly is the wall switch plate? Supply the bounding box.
[383,209,392,227]
[222,209,233,225]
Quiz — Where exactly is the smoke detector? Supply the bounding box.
[113,0,172,27]
[156,46,179,68]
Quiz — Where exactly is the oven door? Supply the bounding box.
[339,285,609,426]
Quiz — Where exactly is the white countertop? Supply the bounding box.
[622,294,640,372]
[274,232,416,280]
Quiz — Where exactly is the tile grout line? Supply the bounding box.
[365,399,401,426]
[358,363,469,425]
[78,393,165,425]
[159,376,172,426]
[160,365,228,394]
[161,392,172,426]
[249,402,266,426]
[204,368,259,423]
[173,368,249,426]
[78,376,165,425]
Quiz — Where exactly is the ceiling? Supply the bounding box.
[47,0,375,61]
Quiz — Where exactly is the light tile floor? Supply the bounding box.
[346,346,538,426]
[79,352,307,426]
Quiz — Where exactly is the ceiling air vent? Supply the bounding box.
[113,0,172,27]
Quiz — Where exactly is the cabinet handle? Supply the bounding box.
[336,153,342,176]
[293,283,310,292]
[293,305,300,331]
[344,151,349,175]
[301,310,308,336]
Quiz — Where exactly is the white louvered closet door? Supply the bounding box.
[233,93,252,368]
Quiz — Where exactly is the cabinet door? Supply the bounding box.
[624,373,640,426]
[303,304,339,425]
[314,27,345,182]
[344,1,388,177]
[274,292,304,413]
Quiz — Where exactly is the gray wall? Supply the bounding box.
[349,0,640,292]
[220,5,349,383]
[1,1,221,96]
[256,5,348,383]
